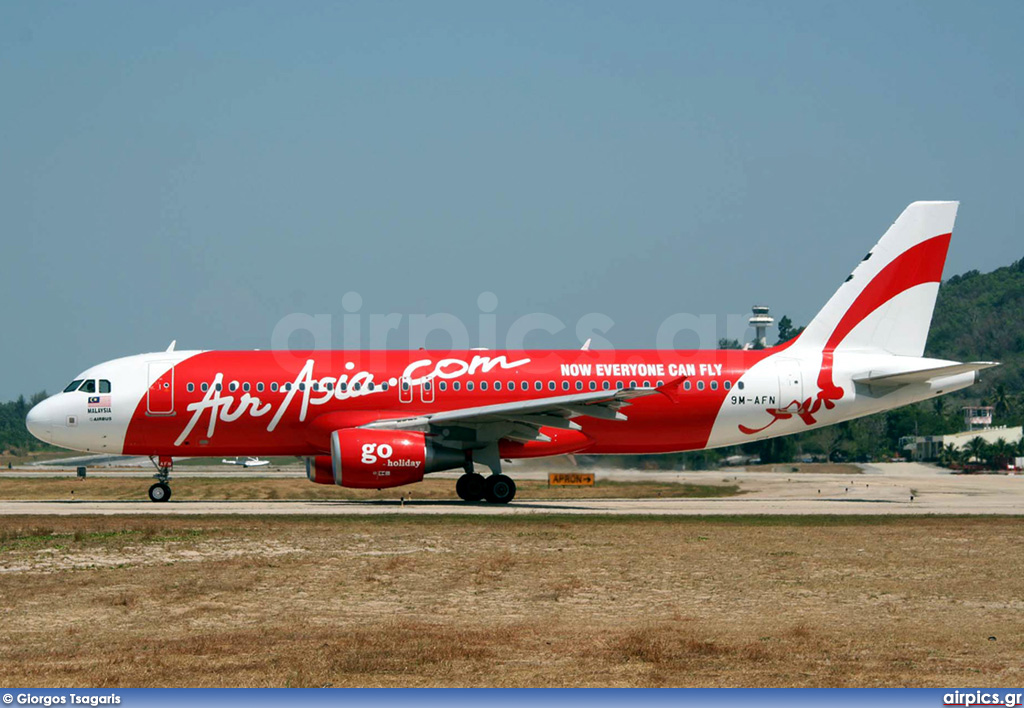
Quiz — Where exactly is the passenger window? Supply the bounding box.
[79,380,96,393]
[603,381,610,390]
[493,381,501,391]
[535,381,542,391]
[187,383,195,393]
[548,381,556,391]
[216,383,223,392]
[423,382,430,391]
[64,379,84,393]
[230,382,239,392]
[589,381,597,390]
[353,382,361,391]
[271,382,278,392]
[576,381,583,391]
[628,380,637,389]
[642,380,651,388]
[257,382,265,392]
[656,380,664,387]
[339,382,348,392]
[439,381,447,391]
[724,381,731,390]
[402,381,410,391]
[368,382,375,391]
[453,381,461,391]
[684,380,691,391]
[562,381,569,391]
[616,381,624,389]
[243,382,251,392]
[467,382,474,391]
[284,383,291,391]
[99,380,111,393]
[325,382,333,391]
[480,381,488,391]
[738,381,745,390]
[710,381,718,390]
[201,383,209,392]
[521,381,528,391]
[697,381,705,391]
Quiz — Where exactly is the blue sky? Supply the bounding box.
[1,0,1021,399]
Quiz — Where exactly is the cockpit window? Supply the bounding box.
[78,380,96,393]
[64,379,84,393]
[99,380,111,393]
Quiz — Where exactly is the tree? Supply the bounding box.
[966,436,989,465]
[718,338,742,350]
[939,442,959,467]
[992,384,1014,420]
[775,316,805,346]
[990,437,1014,467]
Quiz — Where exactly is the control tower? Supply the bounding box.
[749,305,774,348]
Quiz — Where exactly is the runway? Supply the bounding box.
[2,462,1021,515]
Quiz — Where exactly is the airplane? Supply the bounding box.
[26,202,996,503]
[222,456,271,468]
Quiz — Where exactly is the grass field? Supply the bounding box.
[0,477,741,501]
[0,515,1020,687]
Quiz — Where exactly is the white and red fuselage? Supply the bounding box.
[25,202,993,499]
[25,346,976,459]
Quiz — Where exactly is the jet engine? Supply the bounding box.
[306,429,465,489]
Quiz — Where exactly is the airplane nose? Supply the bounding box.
[26,399,53,443]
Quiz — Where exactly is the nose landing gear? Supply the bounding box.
[148,482,171,502]
[147,455,173,502]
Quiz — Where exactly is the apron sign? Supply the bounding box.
[548,472,595,487]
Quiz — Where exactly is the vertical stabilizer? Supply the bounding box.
[790,201,958,357]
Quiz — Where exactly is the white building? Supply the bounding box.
[902,426,1022,461]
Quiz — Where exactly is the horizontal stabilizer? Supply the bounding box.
[854,361,999,387]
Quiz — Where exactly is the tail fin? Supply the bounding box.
[790,201,958,357]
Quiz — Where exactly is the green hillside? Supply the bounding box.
[926,257,1024,401]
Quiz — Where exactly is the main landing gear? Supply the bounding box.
[455,472,516,503]
[455,456,516,504]
[147,455,173,503]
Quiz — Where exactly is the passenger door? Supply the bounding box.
[147,361,175,415]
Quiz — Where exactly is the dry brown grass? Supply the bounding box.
[0,477,739,501]
[0,515,1021,687]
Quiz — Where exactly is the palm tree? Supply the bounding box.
[939,442,959,467]
[990,438,1015,468]
[966,436,989,466]
[992,384,1014,420]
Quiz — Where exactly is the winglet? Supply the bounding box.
[166,340,177,352]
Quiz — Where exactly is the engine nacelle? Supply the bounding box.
[307,429,465,489]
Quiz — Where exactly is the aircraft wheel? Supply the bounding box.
[148,482,172,503]
[484,474,516,504]
[456,473,486,501]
